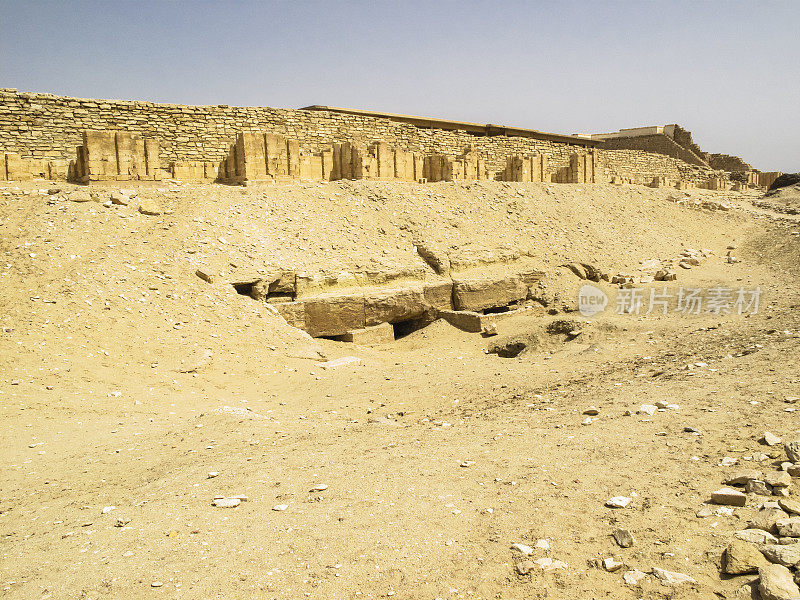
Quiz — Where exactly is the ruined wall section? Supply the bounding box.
[0,89,715,184]
[600,134,709,168]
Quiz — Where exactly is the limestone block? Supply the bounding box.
[423,280,454,311]
[302,292,366,337]
[0,155,6,180]
[341,322,395,344]
[364,285,427,326]
[144,139,160,178]
[4,153,29,180]
[274,301,306,331]
[47,160,68,180]
[115,132,135,179]
[438,310,484,333]
[265,133,287,177]
[414,155,424,181]
[285,138,299,178]
[237,132,267,180]
[321,149,333,180]
[375,142,393,179]
[452,274,529,312]
[83,130,118,178]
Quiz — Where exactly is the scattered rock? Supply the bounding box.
[747,480,774,496]
[534,557,566,571]
[212,497,241,508]
[516,560,535,575]
[623,569,647,585]
[776,517,800,538]
[151,581,163,588]
[510,543,534,556]
[651,567,695,585]
[138,199,162,215]
[711,487,747,507]
[613,529,635,548]
[195,269,214,284]
[272,504,288,511]
[309,484,329,492]
[785,440,800,463]
[766,471,792,489]
[761,544,800,568]
[735,529,779,545]
[110,191,130,206]
[724,539,769,574]
[763,432,783,446]
[319,357,362,369]
[583,406,600,416]
[749,508,790,533]
[726,469,763,486]
[637,404,657,416]
[606,496,632,508]
[779,498,800,515]
[759,563,800,600]
[603,557,624,572]
[207,471,219,478]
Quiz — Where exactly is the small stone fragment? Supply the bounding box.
[604,557,624,572]
[623,569,647,585]
[759,563,800,600]
[195,268,214,284]
[637,404,657,416]
[779,498,800,515]
[606,496,632,508]
[766,471,792,489]
[151,581,163,588]
[138,199,162,215]
[726,469,763,486]
[613,529,635,548]
[309,484,329,492]
[651,567,695,585]
[212,497,240,508]
[724,539,769,574]
[711,487,747,506]
[272,504,288,511]
[747,480,774,496]
[583,407,599,416]
[516,560,535,575]
[776,517,800,538]
[207,471,218,478]
[510,543,534,556]
[763,432,783,446]
[785,440,800,463]
[734,529,779,545]
[761,544,800,568]
[749,508,790,533]
[534,557,566,571]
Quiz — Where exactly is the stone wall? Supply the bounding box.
[0,88,717,185]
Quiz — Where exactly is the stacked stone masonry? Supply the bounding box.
[0,89,727,186]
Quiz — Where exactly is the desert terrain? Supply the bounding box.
[2,178,800,600]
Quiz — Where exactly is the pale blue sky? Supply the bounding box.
[1,0,798,172]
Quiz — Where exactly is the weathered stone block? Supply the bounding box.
[423,280,454,311]
[341,322,394,344]
[274,301,306,331]
[452,274,529,312]
[364,285,426,326]
[303,292,365,337]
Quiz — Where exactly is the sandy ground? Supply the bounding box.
[1,179,800,599]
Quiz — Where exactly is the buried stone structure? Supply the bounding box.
[231,256,545,340]
[72,130,162,182]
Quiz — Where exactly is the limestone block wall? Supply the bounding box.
[0,88,717,185]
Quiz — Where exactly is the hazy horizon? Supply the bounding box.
[1,0,798,172]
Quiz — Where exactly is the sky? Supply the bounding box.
[1,0,798,172]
